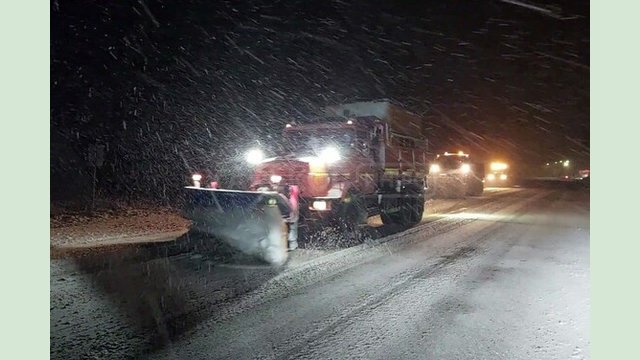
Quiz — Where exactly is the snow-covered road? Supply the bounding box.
[51,187,589,359]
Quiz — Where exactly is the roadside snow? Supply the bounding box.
[50,207,191,248]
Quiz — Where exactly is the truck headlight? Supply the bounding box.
[319,146,341,164]
[500,174,508,180]
[311,200,329,211]
[487,173,495,181]
[429,164,440,173]
[246,149,264,165]
[270,175,282,183]
[460,163,471,174]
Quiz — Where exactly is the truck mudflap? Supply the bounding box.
[182,187,294,266]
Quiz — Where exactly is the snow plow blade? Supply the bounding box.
[182,187,291,266]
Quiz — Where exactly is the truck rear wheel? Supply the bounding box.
[381,190,424,227]
[336,192,367,245]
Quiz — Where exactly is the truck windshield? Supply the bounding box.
[437,156,468,170]
[281,128,356,156]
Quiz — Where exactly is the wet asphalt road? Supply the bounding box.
[51,187,589,359]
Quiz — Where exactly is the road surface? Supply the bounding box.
[51,187,589,359]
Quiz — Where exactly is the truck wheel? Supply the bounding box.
[339,193,367,245]
[381,190,424,227]
[299,192,368,248]
[342,192,368,225]
[408,192,425,225]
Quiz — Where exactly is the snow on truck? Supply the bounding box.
[182,100,429,265]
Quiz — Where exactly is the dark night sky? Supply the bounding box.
[51,0,589,202]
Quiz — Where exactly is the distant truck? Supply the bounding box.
[427,152,484,198]
[182,100,430,265]
[484,161,512,187]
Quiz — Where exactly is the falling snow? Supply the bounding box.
[51,0,589,206]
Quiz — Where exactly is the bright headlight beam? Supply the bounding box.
[319,147,341,163]
[460,163,471,174]
[246,149,264,165]
[430,164,441,173]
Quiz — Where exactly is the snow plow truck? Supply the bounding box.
[182,100,429,265]
[427,152,484,198]
[484,161,512,187]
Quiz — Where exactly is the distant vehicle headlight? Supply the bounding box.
[500,174,508,180]
[429,164,441,173]
[487,173,496,181]
[319,146,341,164]
[192,173,202,187]
[246,149,264,165]
[460,163,471,174]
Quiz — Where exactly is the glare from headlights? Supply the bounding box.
[490,162,508,171]
[500,174,508,180]
[246,149,264,165]
[319,146,341,163]
[487,173,495,181]
[429,164,441,173]
[460,163,471,174]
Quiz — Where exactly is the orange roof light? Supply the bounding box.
[443,151,468,157]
